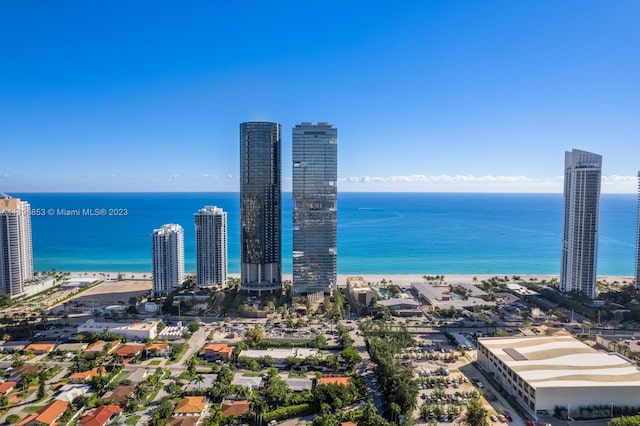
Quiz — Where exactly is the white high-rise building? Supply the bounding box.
[0,195,33,298]
[195,206,227,289]
[152,224,185,297]
[560,149,602,299]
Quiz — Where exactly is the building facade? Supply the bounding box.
[636,171,640,286]
[195,206,228,288]
[152,224,185,297]
[240,122,282,294]
[0,195,33,298]
[477,336,640,420]
[292,122,337,298]
[560,149,602,299]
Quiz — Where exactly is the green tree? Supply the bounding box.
[466,397,489,426]
[339,348,362,368]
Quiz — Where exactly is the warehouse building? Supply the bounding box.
[477,336,640,419]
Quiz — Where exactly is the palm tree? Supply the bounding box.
[194,373,205,390]
[251,397,267,426]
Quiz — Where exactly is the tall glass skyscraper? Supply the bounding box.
[0,195,33,298]
[195,206,228,289]
[292,122,337,298]
[240,122,282,295]
[636,171,640,286]
[560,149,602,299]
[152,224,185,297]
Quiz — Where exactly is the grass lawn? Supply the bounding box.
[113,369,129,384]
[23,405,46,414]
[148,360,162,366]
[124,415,141,425]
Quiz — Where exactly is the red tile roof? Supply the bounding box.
[173,396,206,415]
[18,399,69,425]
[80,404,122,426]
[113,343,145,357]
[144,343,169,351]
[220,400,250,417]
[0,381,16,394]
[24,343,56,353]
[318,376,350,386]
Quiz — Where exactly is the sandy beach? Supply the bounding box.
[67,271,634,288]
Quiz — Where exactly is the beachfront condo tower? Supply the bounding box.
[195,206,228,289]
[636,171,640,286]
[240,122,282,295]
[292,122,338,300]
[152,224,185,297]
[0,195,33,298]
[560,149,602,299]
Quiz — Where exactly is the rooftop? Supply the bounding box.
[479,336,640,388]
[174,396,206,415]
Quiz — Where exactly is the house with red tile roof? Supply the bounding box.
[317,376,350,386]
[173,396,206,417]
[17,399,69,425]
[167,417,200,426]
[79,404,122,426]
[113,343,145,358]
[220,400,250,418]
[144,342,170,357]
[24,343,57,354]
[0,381,17,395]
[203,343,233,360]
[85,340,120,354]
[68,367,104,383]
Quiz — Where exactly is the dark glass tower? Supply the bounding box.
[292,122,337,298]
[240,122,282,294]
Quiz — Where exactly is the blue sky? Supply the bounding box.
[1,1,638,193]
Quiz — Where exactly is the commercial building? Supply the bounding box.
[77,319,158,340]
[0,195,33,298]
[346,276,377,310]
[195,206,228,288]
[240,121,282,295]
[292,122,337,299]
[560,149,602,299]
[237,347,318,365]
[411,281,495,310]
[477,335,640,419]
[152,224,185,297]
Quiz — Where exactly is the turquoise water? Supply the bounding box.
[12,192,638,276]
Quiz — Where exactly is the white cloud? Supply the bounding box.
[337,174,638,193]
[0,172,13,179]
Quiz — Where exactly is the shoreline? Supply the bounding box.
[63,271,636,287]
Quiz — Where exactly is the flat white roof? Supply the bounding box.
[479,336,640,389]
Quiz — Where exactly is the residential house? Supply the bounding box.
[68,367,103,384]
[220,400,250,418]
[56,384,92,402]
[173,396,206,417]
[79,404,122,426]
[85,340,121,354]
[24,343,57,355]
[6,364,39,383]
[144,343,170,358]
[102,385,135,405]
[113,343,145,359]
[317,376,350,386]
[203,343,233,360]
[0,381,16,395]
[17,399,69,425]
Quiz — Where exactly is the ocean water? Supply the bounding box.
[12,192,638,276]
